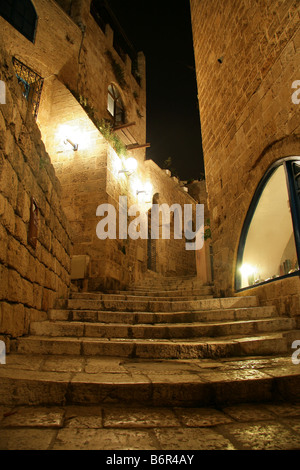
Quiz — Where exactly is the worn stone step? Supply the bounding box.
[70,292,213,302]
[48,305,277,323]
[60,296,258,313]
[2,353,299,407]
[102,286,213,295]
[12,330,299,359]
[131,281,206,289]
[29,317,296,339]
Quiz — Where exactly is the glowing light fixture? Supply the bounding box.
[119,157,138,175]
[137,181,152,195]
[240,263,256,278]
[57,125,79,151]
[136,181,153,202]
[64,138,78,151]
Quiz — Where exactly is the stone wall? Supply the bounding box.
[145,160,197,277]
[0,46,72,346]
[190,0,300,314]
[0,0,203,296]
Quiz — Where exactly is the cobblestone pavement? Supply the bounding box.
[1,401,300,450]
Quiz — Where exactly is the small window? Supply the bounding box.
[236,158,300,290]
[0,0,37,43]
[107,84,125,125]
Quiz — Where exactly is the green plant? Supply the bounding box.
[96,118,128,157]
[105,50,127,89]
[136,108,143,119]
[67,87,127,158]
[204,218,211,241]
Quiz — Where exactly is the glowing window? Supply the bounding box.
[107,84,125,125]
[0,0,37,43]
[236,158,300,290]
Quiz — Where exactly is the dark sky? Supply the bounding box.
[108,0,204,181]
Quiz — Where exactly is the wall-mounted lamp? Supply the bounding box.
[64,138,78,151]
[57,125,79,152]
[119,157,138,176]
[136,182,153,202]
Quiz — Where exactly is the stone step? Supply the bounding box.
[130,278,206,286]
[104,286,213,295]
[48,305,277,323]
[12,330,299,359]
[59,296,258,313]
[70,292,213,302]
[29,317,296,339]
[131,281,206,289]
[2,353,299,407]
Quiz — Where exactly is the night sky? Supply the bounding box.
[108,0,204,182]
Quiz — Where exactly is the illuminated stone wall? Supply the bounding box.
[0,46,72,345]
[190,0,300,314]
[0,0,202,292]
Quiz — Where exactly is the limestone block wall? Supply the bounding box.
[0,48,72,346]
[145,160,197,277]
[190,0,300,314]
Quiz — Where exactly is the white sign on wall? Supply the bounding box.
[0,80,5,104]
[0,341,6,365]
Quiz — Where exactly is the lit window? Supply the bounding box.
[236,158,300,290]
[0,0,37,43]
[107,84,125,125]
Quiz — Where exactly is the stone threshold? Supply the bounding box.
[0,354,299,407]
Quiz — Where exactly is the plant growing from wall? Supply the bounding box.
[96,118,128,156]
[105,50,127,89]
[136,108,143,119]
[68,88,128,158]
[204,218,211,241]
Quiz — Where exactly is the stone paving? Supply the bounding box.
[1,401,300,450]
[1,353,300,450]
[1,353,300,408]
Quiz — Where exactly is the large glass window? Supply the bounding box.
[236,158,300,290]
[0,0,37,43]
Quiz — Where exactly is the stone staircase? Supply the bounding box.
[1,275,299,407]
[11,276,299,360]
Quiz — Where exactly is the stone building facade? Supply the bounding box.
[0,0,208,341]
[190,0,300,315]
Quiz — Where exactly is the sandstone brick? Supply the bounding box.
[1,198,15,235]
[0,224,8,264]
[21,277,34,308]
[7,236,29,278]
[35,259,46,287]
[0,155,18,208]
[0,264,8,300]
[16,189,31,224]
[14,215,28,245]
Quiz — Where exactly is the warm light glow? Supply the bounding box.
[136,181,153,203]
[126,157,138,173]
[118,157,138,175]
[240,263,256,278]
[56,124,90,152]
[144,182,153,194]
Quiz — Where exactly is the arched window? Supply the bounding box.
[107,84,125,125]
[236,157,300,290]
[0,0,37,43]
